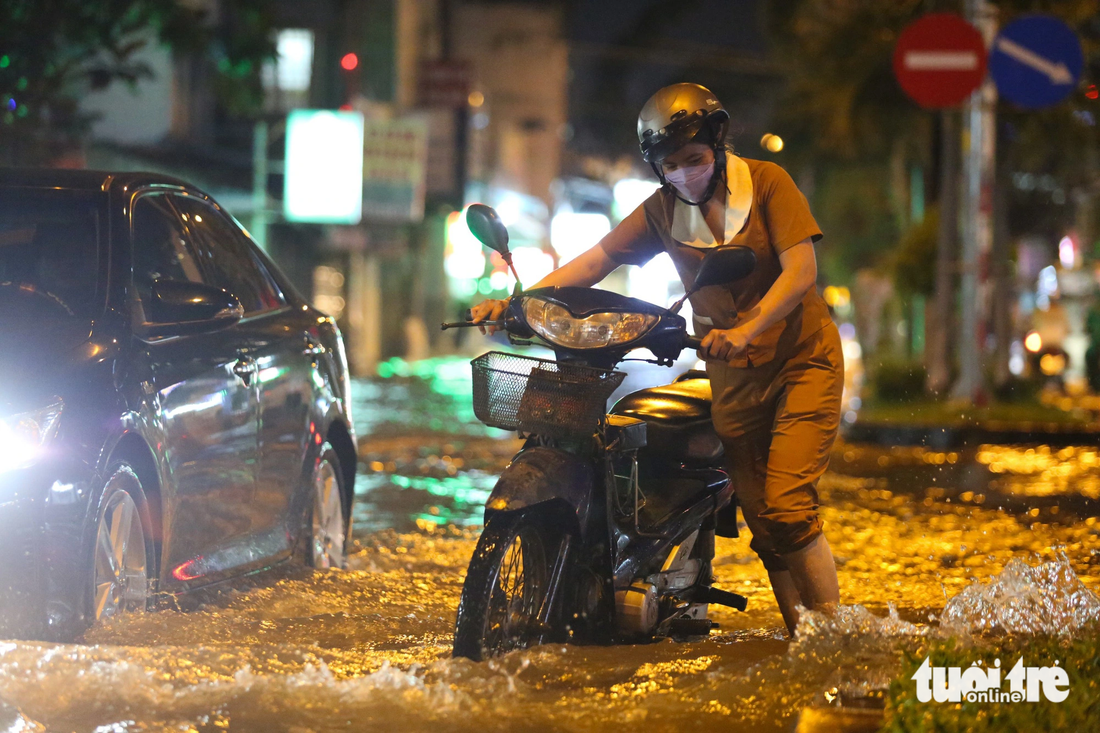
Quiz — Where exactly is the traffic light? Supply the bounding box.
[339,52,360,105]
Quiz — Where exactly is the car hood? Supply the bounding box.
[0,319,95,413]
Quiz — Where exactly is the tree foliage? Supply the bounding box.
[0,0,275,163]
[766,0,935,163]
[893,205,939,297]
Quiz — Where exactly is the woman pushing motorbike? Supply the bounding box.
[471,83,843,636]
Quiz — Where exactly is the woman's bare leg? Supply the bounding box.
[768,569,803,636]
[782,534,840,621]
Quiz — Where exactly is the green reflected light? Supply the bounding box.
[388,473,494,507]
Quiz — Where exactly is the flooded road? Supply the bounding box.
[2,357,1100,731]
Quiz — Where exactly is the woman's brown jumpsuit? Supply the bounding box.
[600,157,843,572]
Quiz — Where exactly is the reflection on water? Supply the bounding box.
[351,357,499,438]
[0,361,1098,731]
[976,444,1100,499]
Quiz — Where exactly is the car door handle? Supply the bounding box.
[233,356,257,383]
[303,338,326,357]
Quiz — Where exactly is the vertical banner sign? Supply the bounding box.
[418,60,471,108]
[989,15,1083,109]
[893,13,987,108]
[361,117,430,222]
[284,110,365,224]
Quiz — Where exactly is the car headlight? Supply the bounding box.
[0,400,63,473]
[523,298,657,349]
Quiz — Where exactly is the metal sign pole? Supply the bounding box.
[953,0,998,403]
[929,110,959,396]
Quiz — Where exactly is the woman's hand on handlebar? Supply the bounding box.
[470,298,509,335]
[700,326,752,363]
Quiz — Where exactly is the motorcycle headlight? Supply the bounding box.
[0,400,63,473]
[523,298,658,349]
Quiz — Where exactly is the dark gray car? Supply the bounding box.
[0,170,357,639]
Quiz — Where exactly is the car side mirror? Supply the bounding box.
[140,279,244,337]
[669,245,756,314]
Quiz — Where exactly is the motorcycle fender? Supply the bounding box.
[485,447,594,532]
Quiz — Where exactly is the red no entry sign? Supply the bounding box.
[894,13,988,109]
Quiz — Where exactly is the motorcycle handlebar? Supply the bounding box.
[441,309,501,331]
[684,335,703,351]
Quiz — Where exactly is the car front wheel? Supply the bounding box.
[89,464,152,623]
[307,443,348,570]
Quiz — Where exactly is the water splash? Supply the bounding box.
[0,644,467,731]
[781,554,1100,705]
[793,554,1099,647]
[940,555,1100,635]
[0,696,42,732]
[794,602,925,644]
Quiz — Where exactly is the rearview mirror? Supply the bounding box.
[668,245,756,315]
[692,245,756,289]
[140,279,244,337]
[465,203,510,256]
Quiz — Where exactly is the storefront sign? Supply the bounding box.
[362,117,429,222]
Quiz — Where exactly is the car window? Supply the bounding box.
[0,189,102,320]
[131,194,204,303]
[170,195,285,315]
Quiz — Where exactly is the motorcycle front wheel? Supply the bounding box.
[453,511,559,661]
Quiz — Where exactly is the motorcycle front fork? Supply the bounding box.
[535,533,573,643]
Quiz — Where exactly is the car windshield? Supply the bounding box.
[0,188,102,320]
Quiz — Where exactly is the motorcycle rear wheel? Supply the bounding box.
[453,511,558,661]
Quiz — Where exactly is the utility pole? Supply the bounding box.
[953,0,998,402]
[440,0,467,209]
[928,110,959,396]
[251,120,268,250]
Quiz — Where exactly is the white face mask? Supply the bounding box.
[664,162,714,203]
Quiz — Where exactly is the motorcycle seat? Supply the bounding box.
[608,378,724,466]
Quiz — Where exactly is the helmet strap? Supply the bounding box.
[650,161,667,187]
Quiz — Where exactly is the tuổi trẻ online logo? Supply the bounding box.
[912,657,1070,703]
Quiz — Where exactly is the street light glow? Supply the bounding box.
[1058,235,1076,269]
[283,110,364,224]
[612,178,660,220]
[445,210,487,281]
[550,211,611,265]
[760,133,784,153]
[1024,331,1043,353]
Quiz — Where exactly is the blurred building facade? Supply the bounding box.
[79,0,569,375]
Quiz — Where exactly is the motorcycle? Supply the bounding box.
[443,204,756,661]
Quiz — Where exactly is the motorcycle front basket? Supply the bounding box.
[471,351,626,438]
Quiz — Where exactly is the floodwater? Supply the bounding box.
[2,357,1100,732]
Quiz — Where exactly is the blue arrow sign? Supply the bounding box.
[989,15,1083,109]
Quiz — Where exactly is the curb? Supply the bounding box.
[843,422,1100,448]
